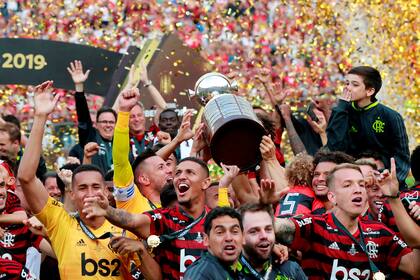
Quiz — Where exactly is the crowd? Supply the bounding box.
[1,1,419,280]
[1,54,420,280]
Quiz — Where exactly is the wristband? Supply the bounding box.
[382,191,400,199]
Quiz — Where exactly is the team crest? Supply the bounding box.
[366,241,379,258]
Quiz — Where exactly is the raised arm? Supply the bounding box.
[17,81,60,214]
[113,88,139,188]
[218,163,240,207]
[138,62,167,110]
[259,135,288,193]
[279,104,307,155]
[377,158,420,248]
[155,110,194,160]
[306,107,328,146]
[67,60,93,146]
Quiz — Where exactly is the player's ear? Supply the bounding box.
[327,191,336,206]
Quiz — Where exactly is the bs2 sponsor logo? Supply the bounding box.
[330,259,370,280]
[81,253,121,276]
[297,217,312,227]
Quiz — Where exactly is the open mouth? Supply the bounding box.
[178,183,190,194]
[352,197,363,206]
[373,200,383,209]
[256,242,271,253]
[223,245,237,255]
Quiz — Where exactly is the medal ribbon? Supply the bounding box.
[239,255,272,280]
[75,214,113,240]
[159,210,206,244]
[332,214,381,275]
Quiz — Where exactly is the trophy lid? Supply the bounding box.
[188,72,238,106]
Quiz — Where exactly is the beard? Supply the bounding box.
[242,242,272,266]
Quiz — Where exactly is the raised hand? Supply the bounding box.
[175,110,194,143]
[56,168,73,189]
[340,86,352,102]
[279,104,292,120]
[219,163,240,187]
[109,236,145,255]
[82,193,109,219]
[139,61,149,84]
[260,135,276,161]
[67,60,90,86]
[33,80,60,116]
[156,131,171,145]
[190,123,207,155]
[376,158,399,197]
[307,107,327,134]
[83,142,99,160]
[119,88,140,112]
[258,178,289,205]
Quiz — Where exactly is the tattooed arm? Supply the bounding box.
[274,218,296,245]
[83,195,151,239]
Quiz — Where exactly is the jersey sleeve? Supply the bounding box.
[113,111,134,188]
[34,197,71,258]
[289,215,315,252]
[5,191,24,213]
[217,187,230,207]
[144,208,166,236]
[383,229,412,272]
[311,198,326,215]
[115,184,156,214]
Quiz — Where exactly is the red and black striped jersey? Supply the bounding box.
[276,185,325,217]
[0,258,36,280]
[0,224,42,266]
[378,184,420,234]
[290,213,411,280]
[145,205,208,280]
[5,191,24,214]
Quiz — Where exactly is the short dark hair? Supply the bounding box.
[411,145,420,181]
[160,182,177,208]
[178,157,209,177]
[348,66,382,100]
[151,143,178,162]
[0,122,21,143]
[256,113,275,140]
[96,107,117,122]
[104,169,114,181]
[2,115,21,129]
[159,108,179,121]
[327,163,362,189]
[131,149,157,186]
[56,163,80,194]
[238,203,274,223]
[357,150,383,162]
[204,207,243,235]
[42,171,57,185]
[354,159,378,170]
[313,150,355,167]
[71,164,104,187]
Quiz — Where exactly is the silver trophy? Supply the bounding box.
[188,72,266,171]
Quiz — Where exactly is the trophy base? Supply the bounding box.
[210,118,266,171]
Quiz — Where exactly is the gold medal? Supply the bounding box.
[373,271,385,280]
[147,235,161,248]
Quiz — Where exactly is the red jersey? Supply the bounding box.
[290,213,411,280]
[145,205,208,280]
[378,184,420,234]
[4,191,24,214]
[276,185,325,216]
[0,258,37,280]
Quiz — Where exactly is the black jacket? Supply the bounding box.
[327,100,410,186]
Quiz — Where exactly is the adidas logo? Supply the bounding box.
[76,239,87,246]
[328,242,340,250]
